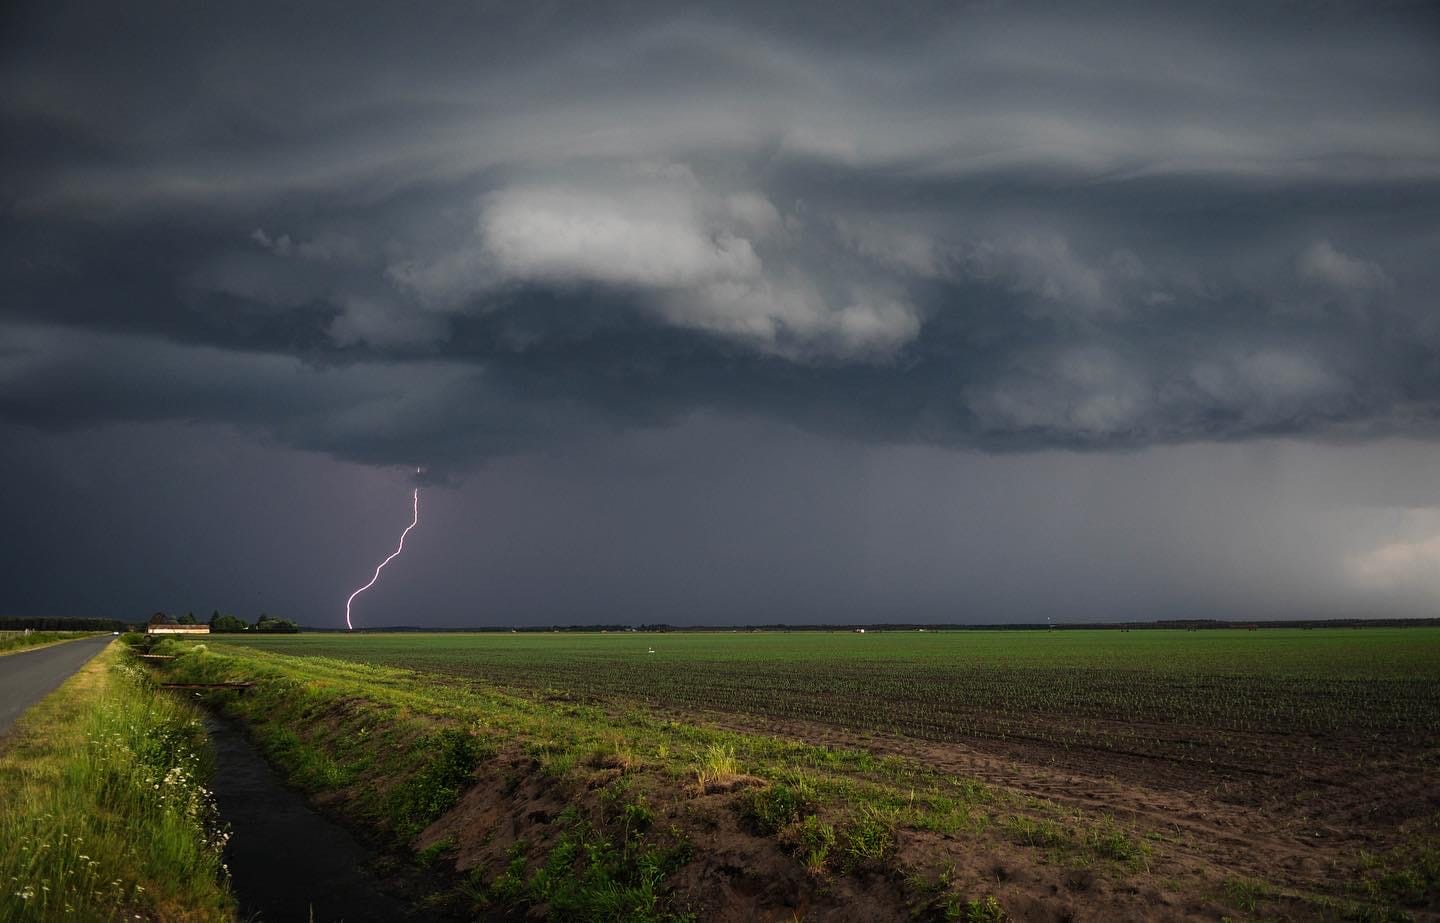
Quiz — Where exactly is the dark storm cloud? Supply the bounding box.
[3,1,1439,476]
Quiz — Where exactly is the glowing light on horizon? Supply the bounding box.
[345,488,419,630]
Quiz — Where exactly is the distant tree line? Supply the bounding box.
[0,616,129,632]
[322,618,1440,633]
[148,611,301,633]
[206,611,300,633]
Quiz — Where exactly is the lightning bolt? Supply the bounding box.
[345,488,419,630]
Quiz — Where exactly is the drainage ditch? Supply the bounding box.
[203,715,411,922]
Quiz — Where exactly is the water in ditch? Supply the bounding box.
[203,715,412,922]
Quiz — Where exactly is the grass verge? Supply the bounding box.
[0,631,104,657]
[0,642,234,922]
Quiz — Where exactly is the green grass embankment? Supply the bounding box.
[0,642,235,922]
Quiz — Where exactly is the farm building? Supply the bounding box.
[146,612,209,635]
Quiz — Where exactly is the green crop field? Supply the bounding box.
[214,628,1440,776]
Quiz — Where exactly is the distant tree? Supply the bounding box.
[0,616,129,632]
[254,615,300,633]
[177,612,198,625]
[209,614,249,633]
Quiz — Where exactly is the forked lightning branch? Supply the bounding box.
[344,487,420,630]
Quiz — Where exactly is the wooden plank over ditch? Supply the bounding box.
[159,682,256,692]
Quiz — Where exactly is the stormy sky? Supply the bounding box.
[3,1,1439,626]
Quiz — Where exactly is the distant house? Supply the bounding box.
[146,612,209,635]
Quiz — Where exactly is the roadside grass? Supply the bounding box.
[149,638,1168,917]
[0,643,234,922]
[0,631,102,656]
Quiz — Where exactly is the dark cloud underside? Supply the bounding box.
[4,1,1438,474]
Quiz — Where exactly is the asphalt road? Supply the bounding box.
[0,635,114,740]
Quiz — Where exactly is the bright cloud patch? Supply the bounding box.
[1347,533,1440,591]
[480,186,761,289]
[1298,241,1392,294]
[386,178,921,360]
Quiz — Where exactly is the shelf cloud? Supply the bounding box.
[3,1,1438,476]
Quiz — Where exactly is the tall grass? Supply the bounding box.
[693,743,739,791]
[0,645,234,922]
